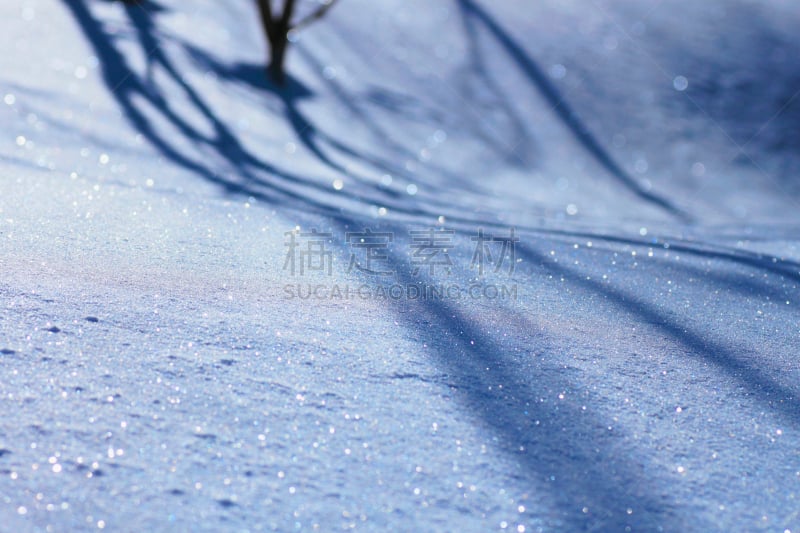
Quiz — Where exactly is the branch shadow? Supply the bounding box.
[513,242,800,426]
[288,45,490,200]
[362,223,798,527]
[526,226,800,283]
[66,0,543,225]
[298,34,529,198]
[62,0,435,222]
[59,3,797,527]
[292,205,799,529]
[312,214,692,530]
[455,0,693,222]
[453,0,537,167]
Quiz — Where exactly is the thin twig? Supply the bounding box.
[257,0,276,40]
[291,0,339,31]
[280,0,296,28]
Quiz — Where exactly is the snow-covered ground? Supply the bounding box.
[1,0,799,531]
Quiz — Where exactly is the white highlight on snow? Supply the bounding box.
[604,36,618,50]
[673,76,689,91]
[691,162,706,177]
[549,64,567,79]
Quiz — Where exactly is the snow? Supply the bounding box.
[1,0,800,530]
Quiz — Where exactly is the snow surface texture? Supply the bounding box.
[1,0,799,531]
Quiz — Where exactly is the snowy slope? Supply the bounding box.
[1,0,800,531]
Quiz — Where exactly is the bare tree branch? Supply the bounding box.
[291,0,339,31]
[256,0,338,84]
[280,0,296,27]
[257,0,276,41]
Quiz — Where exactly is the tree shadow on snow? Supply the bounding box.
[455,0,694,222]
[513,241,800,425]
[355,222,800,529]
[60,1,800,528]
[62,0,442,221]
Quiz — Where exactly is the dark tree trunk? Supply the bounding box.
[258,0,294,85]
[256,0,336,85]
[268,27,289,85]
